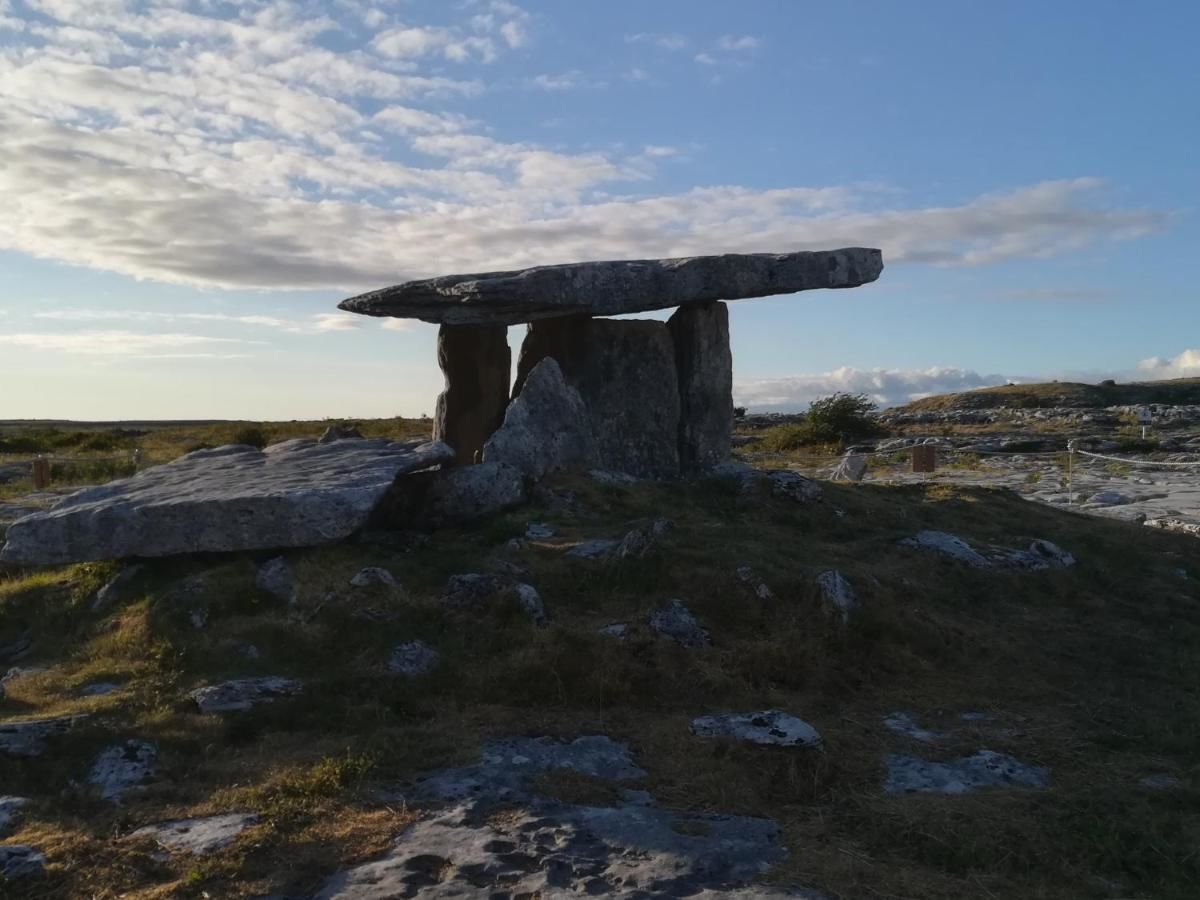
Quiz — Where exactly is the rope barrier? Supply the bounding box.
[1074,450,1200,468]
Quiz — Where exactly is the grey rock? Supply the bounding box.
[900,530,992,568]
[736,566,775,601]
[339,247,884,326]
[0,630,32,663]
[565,539,618,561]
[831,452,868,483]
[1,439,455,565]
[0,796,29,837]
[816,570,859,622]
[598,623,629,639]
[669,301,733,472]
[189,608,208,630]
[1088,490,1131,507]
[525,522,555,539]
[440,573,504,608]
[614,519,671,561]
[318,425,363,443]
[80,681,121,697]
[1140,774,1181,791]
[514,583,546,626]
[0,844,44,879]
[256,556,297,603]
[691,710,822,748]
[885,750,1048,794]
[0,714,87,757]
[190,677,302,713]
[987,539,1076,570]
[91,563,145,613]
[483,358,595,480]
[423,461,526,525]
[649,599,709,648]
[763,470,822,503]
[89,740,157,803]
[130,813,258,855]
[433,324,511,466]
[349,566,397,589]
[514,318,681,479]
[883,713,942,743]
[388,641,441,677]
[589,469,639,485]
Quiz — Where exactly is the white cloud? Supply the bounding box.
[735,366,1019,412]
[0,330,260,357]
[1136,349,1200,379]
[381,318,418,332]
[31,308,365,335]
[625,32,688,50]
[527,70,601,91]
[694,53,717,66]
[311,312,362,332]
[717,35,760,51]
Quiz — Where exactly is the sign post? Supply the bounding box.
[1136,406,1152,440]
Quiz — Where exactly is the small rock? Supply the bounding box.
[236,642,261,660]
[816,570,859,622]
[441,573,503,608]
[0,845,44,879]
[1088,490,1130,506]
[900,530,991,568]
[91,563,145,613]
[590,469,639,486]
[190,677,302,714]
[765,470,822,503]
[598,623,629,639]
[525,522,555,540]
[885,750,1048,794]
[189,609,208,630]
[565,539,618,561]
[1140,774,1180,791]
[89,740,158,803]
[318,425,363,443]
[488,558,529,579]
[0,714,88,757]
[80,681,121,697]
[831,453,868,483]
[649,600,709,648]
[130,813,258,855]
[0,796,29,837]
[349,567,397,589]
[514,583,546,626]
[691,710,823,748]
[735,566,775,601]
[256,556,297,604]
[883,712,941,743]
[388,641,441,677]
[505,537,528,552]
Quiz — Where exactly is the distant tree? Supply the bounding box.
[733,406,747,419]
[758,392,883,450]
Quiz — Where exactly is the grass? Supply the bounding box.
[2,469,1200,898]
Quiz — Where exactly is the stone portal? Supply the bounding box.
[433,324,510,466]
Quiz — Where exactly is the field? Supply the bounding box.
[896,378,1200,413]
[2,446,1199,898]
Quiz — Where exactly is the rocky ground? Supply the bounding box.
[2,457,1199,899]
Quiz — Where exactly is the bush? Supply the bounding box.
[757,393,884,450]
[231,427,269,449]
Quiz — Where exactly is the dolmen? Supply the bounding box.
[341,248,884,475]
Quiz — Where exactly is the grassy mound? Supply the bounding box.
[1,473,1199,898]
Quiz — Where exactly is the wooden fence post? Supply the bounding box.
[911,445,937,474]
[31,457,51,489]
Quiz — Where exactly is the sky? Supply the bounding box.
[1,0,1198,419]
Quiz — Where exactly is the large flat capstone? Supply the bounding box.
[0,439,454,566]
[338,247,883,326]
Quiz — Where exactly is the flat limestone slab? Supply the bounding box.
[0,439,454,566]
[338,247,883,326]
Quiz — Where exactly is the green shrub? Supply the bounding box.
[231,427,269,449]
[756,393,885,451]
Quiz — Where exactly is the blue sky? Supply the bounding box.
[1,0,1197,419]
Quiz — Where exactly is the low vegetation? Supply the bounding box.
[2,468,1199,899]
[757,392,886,451]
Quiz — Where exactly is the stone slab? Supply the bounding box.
[669,301,733,471]
[0,438,454,565]
[339,247,883,326]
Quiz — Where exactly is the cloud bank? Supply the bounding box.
[0,1,1168,293]
[735,366,1019,412]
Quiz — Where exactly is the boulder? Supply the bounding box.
[483,357,595,480]
[668,301,733,471]
[691,711,823,748]
[433,324,512,465]
[885,750,1048,794]
[649,599,709,648]
[89,740,157,803]
[338,247,884,326]
[440,573,504,608]
[190,677,303,714]
[514,582,546,626]
[255,556,297,604]
[831,452,868,483]
[423,461,526,524]
[900,530,991,568]
[0,845,44,879]
[388,640,441,677]
[349,567,397,589]
[130,813,259,855]
[514,318,681,478]
[0,796,28,837]
[0,439,455,565]
[91,563,145,613]
[816,570,858,622]
[0,714,87,757]
[318,425,363,443]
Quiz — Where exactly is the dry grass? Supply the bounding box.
[2,471,1200,898]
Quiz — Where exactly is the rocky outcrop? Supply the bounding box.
[339,247,884,326]
[483,357,595,480]
[190,677,303,713]
[668,301,733,472]
[89,740,157,803]
[691,711,823,748]
[0,438,454,565]
[885,750,1048,794]
[130,813,259,855]
[433,324,512,465]
[422,461,526,524]
[0,714,87,757]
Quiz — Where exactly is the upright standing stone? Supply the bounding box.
[434,325,511,466]
[668,301,732,472]
[515,319,680,478]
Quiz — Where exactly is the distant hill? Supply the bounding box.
[895,378,1200,413]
